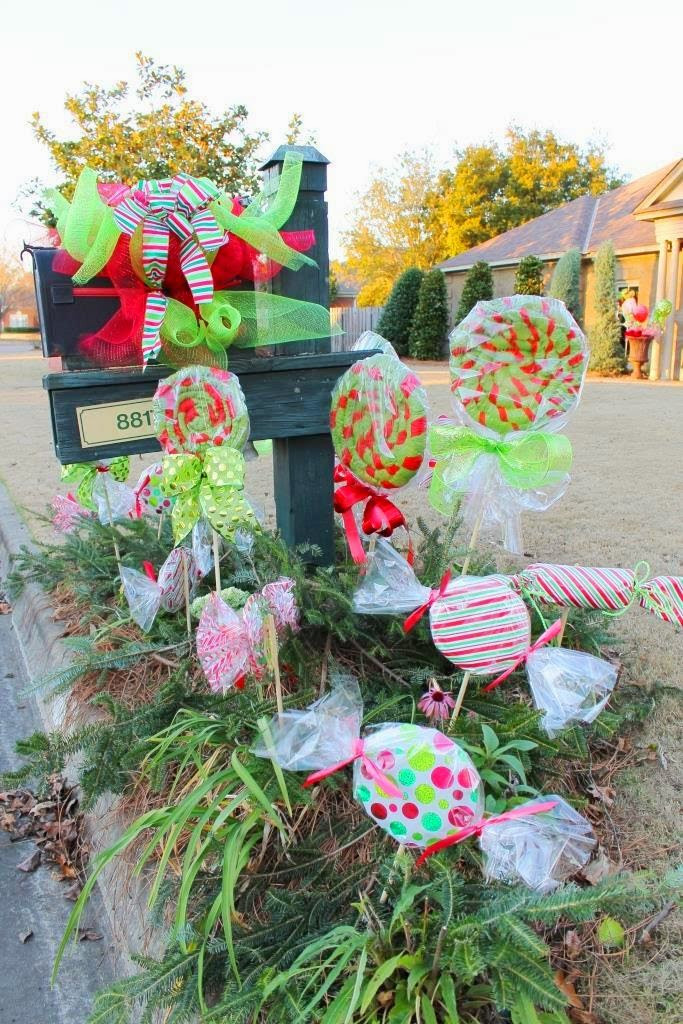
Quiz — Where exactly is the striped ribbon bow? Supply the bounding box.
[113,174,226,362]
[60,457,130,511]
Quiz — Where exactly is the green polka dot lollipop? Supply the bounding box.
[251,674,484,850]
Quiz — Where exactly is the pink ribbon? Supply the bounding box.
[415,799,559,865]
[403,570,453,633]
[482,618,563,692]
[303,738,403,799]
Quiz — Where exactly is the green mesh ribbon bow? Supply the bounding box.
[60,457,130,511]
[428,424,573,515]
[161,447,257,543]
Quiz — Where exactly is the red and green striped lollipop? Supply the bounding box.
[153,365,249,455]
[330,354,428,490]
[449,296,588,435]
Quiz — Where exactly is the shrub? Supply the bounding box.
[549,248,582,322]
[408,269,449,359]
[514,254,545,295]
[455,260,493,323]
[589,241,627,375]
[376,267,424,355]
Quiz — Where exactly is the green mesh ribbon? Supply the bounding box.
[46,151,315,285]
[429,424,572,515]
[161,290,341,358]
[47,168,121,285]
[161,448,257,543]
[60,457,130,511]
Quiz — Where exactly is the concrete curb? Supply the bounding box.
[0,480,160,991]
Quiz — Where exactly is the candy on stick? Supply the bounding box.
[197,578,298,692]
[152,366,257,544]
[431,296,588,554]
[353,540,561,686]
[132,462,175,519]
[330,347,429,563]
[52,492,93,534]
[121,547,201,633]
[252,673,485,848]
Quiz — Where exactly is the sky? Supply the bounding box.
[1,0,680,262]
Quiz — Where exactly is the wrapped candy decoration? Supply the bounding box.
[354,540,561,686]
[52,492,93,534]
[477,795,596,892]
[252,674,485,848]
[526,648,618,736]
[330,347,429,563]
[121,547,200,633]
[44,154,340,367]
[197,578,298,692]
[506,562,683,628]
[132,462,175,518]
[153,366,258,543]
[60,457,130,513]
[431,296,588,554]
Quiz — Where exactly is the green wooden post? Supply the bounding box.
[260,146,336,561]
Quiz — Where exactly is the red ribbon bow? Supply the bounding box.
[403,570,453,633]
[302,737,403,799]
[333,465,412,565]
[415,799,558,865]
[482,618,563,692]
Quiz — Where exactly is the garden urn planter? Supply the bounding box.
[626,331,653,379]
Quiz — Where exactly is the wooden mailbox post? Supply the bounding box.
[39,146,376,564]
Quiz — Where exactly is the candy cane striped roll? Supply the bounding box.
[518,564,636,612]
[638,576,683,627]
[429,576,531,676]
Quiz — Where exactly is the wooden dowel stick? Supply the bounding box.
[556,608,570,647]
[157,510,164,540]
[102,480,122,570]
[212,530,221,595]
[264,613,283,715]
[449,504,486,727]
[181,549,192,640]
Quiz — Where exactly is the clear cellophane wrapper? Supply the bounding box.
[92,473,135,525]
[479,795,596,892]
[527,648,618,736]
[352,538,431,615]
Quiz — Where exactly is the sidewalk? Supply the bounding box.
[0,604,115,1023]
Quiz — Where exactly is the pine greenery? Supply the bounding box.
[588,241,627,375]
[408,269,449,360]
[376,268,424,355]
[455,261,493,323]
[6,514,676,1023]
[549,249,582,323]
[514,255,545,296]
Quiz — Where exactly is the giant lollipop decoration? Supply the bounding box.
[430,296,588,555]
[153,365,256,547]
[330,348,429,563]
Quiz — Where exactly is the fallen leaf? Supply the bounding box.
[597,916,626,949]
[64,882,82,901]
[587,784,616,807]
[580,847,618,886]
[77,928,103,942]
[18,929,33,944]
[0,601,11,615]
[17,850,41,873]
[554,971,583,1008]
[569,1010,599,1024]
[565,929,582,960]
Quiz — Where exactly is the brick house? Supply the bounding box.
[436,159,683,381]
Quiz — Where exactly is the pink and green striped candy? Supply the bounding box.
[429,575,531,675]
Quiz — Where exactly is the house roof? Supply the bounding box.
[437,160,681,272]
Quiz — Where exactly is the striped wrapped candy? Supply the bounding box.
[509,563,683,628]
[429,575,531,676]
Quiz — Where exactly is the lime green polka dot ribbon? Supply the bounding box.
[428,424,573,515]
[60,457,130,511]
[161,447,257,543]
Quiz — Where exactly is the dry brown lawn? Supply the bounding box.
[0,345,681,1023]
